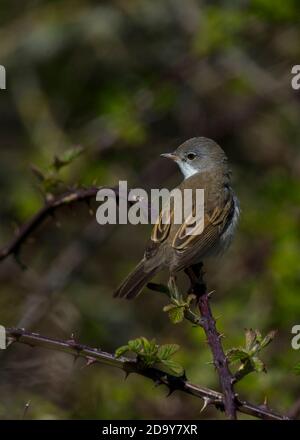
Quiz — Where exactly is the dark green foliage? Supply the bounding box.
[227,329,276,379]
[115,337,183,376]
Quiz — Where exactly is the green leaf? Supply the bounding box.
[128,337,146,354]
[255,330,262,344]
[251,357,266,373]
[228,329,276,380]
[260,330,277,349]
[116,337,182,374]
[157,344,180,361]
[155,360,184,377]
[227,348,249,364]
[115,345,130,358]
[52,146,84,171]
[142,338,158,357]
[164,304,185,324]
[245,328,257,351]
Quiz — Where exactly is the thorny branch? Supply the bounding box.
[0,186,101,263]
[147,268,284,421]
[0,185,292,420]
[5,328,289,420]
[148,266,236,420]
[0,184,143,265]
[185,264,237,420]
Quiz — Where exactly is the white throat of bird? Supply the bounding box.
[177,161,199,179]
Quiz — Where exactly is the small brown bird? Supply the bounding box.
[114,137,239,300]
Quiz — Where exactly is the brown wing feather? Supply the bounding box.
[146,172,234,271]
[172,197,233,257]
[151,203,173,243]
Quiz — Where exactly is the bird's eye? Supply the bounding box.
[187,152,196,160]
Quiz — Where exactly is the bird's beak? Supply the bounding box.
[160,152,179,161]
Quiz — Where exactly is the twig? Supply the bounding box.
[9,159,174,330]
[147,282,203,326]
[185,265,237,420]
[5,328,289,420]
[21,400,31,420]
[0,186,119,263]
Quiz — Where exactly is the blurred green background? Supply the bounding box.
[1,0,300,420]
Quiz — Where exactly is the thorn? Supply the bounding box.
[181,370,187,381]
[21,400,31,420]
[166,387,176,397]
[67,334,76,344]
[124,371,131,380]
[86,357,96,366]
[6,336,15,348]
[81,357,96,369]
[200,397,211,413]
[263,396,268,407]
[207,290,215,298]
[215,315,222,321]
[218,333,225,339]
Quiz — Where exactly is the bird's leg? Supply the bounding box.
[185,262,207,296]
[192,262,204,279]
[168,274,181,302]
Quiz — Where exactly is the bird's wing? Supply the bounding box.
[150,202,174,244]
[172,196,233,253]
[146,188,234,257]
[169,192,235,272]
[143,203,173,260]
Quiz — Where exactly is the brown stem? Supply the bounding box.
[5,327,289,420]
[185,264,237,420]
[0,186,100,262]
[0,185,136,264]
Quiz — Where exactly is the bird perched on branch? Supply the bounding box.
[114,137,239,300]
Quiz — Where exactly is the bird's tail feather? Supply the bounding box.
[114,261,159,300]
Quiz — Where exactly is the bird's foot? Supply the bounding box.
[185,263,207,296]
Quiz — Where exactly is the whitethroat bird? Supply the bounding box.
[114,137,240,300]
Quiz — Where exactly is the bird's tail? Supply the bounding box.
[114,260,159,300]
